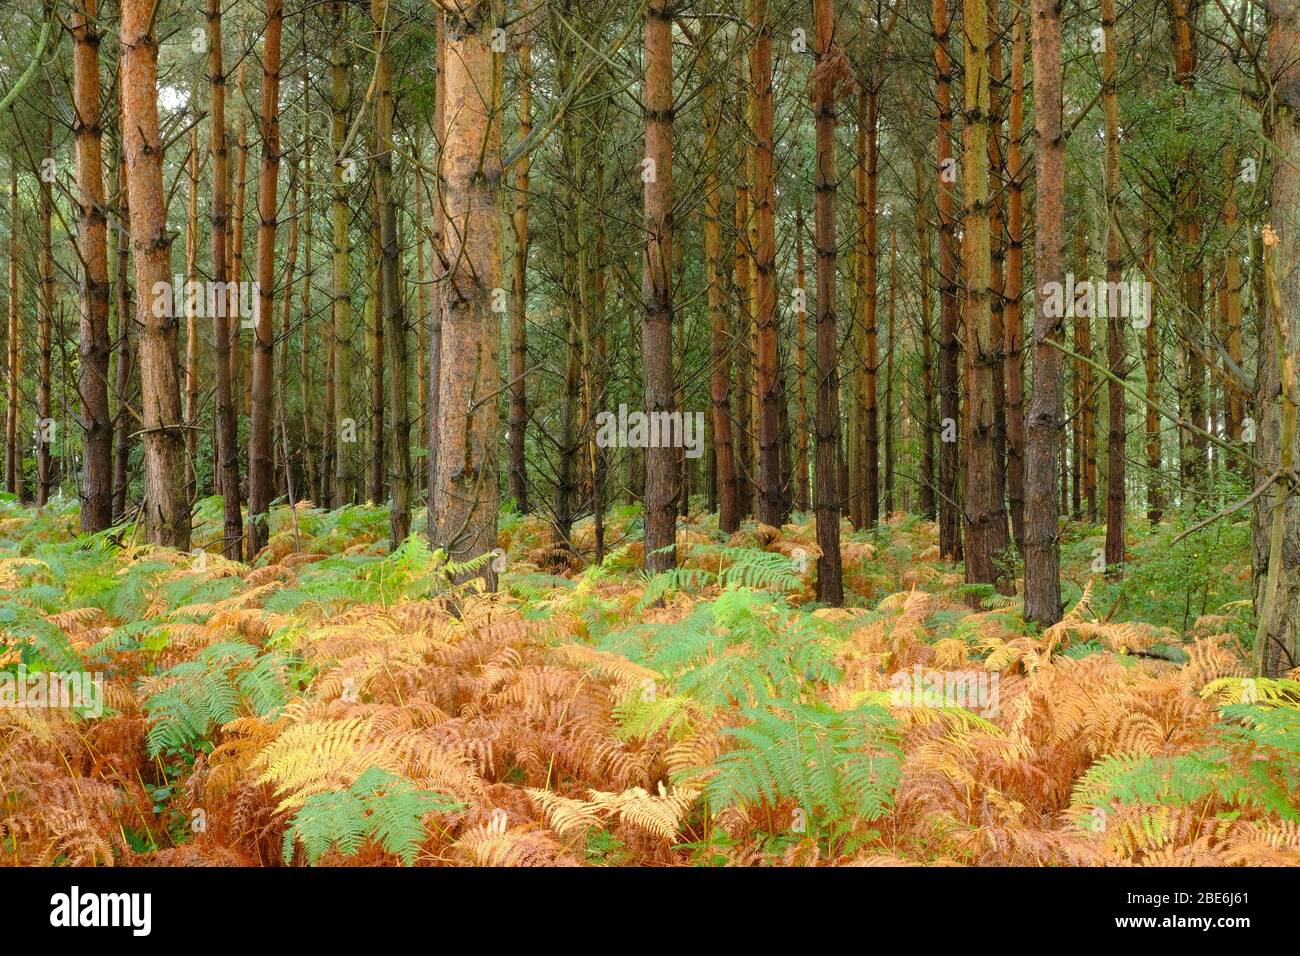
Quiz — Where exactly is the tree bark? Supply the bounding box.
[1102,0,1126,572]
[1004,10,1026,549]
[1023,0,1065,625]
[246,0,282,556]
[508,42,532,513]
[934,0,962,559]
[1253,0,1300,676]
[207,0,241,558]
[72,0,113,530]
[120,0,190,548]
[813,0,843,605]
[640,0,676,573]
[431,0,502,577]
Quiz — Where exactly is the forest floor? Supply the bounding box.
[1,493,1297,866]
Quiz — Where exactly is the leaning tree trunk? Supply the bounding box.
[1254,0,1300,676]
[640,0,677,574]
[120,0,190,549]
[247,0,283,557]
[72,0,113,531]
[431,0,502,577]
[812,0,843,606]
[1023,0,1065,625]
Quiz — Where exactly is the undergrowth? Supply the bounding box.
[1,493,1295,867]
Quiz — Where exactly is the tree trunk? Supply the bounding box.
[121,0,190,548]
[813,0,843,605]
[208,0,242,558]
[1102,0,1126,572]
[915,156,936,519]
[934,0,962,559]
[330,0,354,507]
[795,205,810,514]
[72,0,113,530]
[111,146,131,520]
[5,168,20,498]
[1023,0,1065,625]
[431,0,502,576]
[37,112,53,507]
[373,0,410,547]
[1144,227,1163,522]
[184,130,200,504]
[961,0,1012,595]
[704,55,738,533]
[1004,10,1026,549]
[247,0,282,557]
[750,0,780,527]
[1253,0,1300,676]
[508,42,531,513]
[640,0,676,574]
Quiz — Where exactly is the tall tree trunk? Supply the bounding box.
[1004,10,1026,549]
[1169,0,1206,495]
[704,55,738,533]
[367,195,384,502]
[508,42,531,512]
[1102,0,1126,572]
[813,0,843,605]
[640,0,676,573]
[733,141,754,518]
[750,0,780,527]
[431,0,502,576]
[208,0,242,558]
[111,146,131,520]
[232,30,249,417]
[858,87,880,528]
[5,168,20,497]
[1023,0,1065,625]
[1253,0,1300,675]
[184,130,200,504]
[330,0,354,507]
[934,0,962,559]
[961,0,1012,595]
[373,0,410,546]
[795,205,810,514]
[72,0,113,530]
[299,92,316,505]
[1144,227,1163,522]
[121,0,190,548]
[915,156,936,519]
[247,0,283,557]
[37,112,53,507]
[884,228,896,514]
[1222,145,1246,469]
